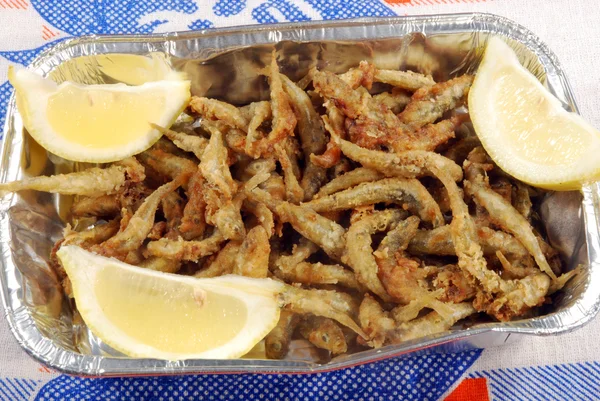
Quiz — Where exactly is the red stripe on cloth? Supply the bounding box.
[42,24,58,38]
[37,365,52,373]
[444,378,490,401]
[14,0,27,8]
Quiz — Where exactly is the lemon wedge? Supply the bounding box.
[8,67,190,163]
[56,245,284,360]
[469,37,600,190]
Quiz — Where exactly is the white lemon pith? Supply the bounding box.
[9,67,190,163]
[57,245,284,360]
[469,37,600,190]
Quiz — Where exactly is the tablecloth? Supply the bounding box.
[1,0,600,400]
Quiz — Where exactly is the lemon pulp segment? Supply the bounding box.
[493,69,589,166]
[97,53,184,85]
[95,53,162,85]
[47,85,166,149]
[95,267,247,354]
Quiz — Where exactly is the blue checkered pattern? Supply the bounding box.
[29,351,481,401]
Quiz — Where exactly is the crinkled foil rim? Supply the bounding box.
[1,13,600,376]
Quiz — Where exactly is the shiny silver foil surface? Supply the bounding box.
[1,13,599,376]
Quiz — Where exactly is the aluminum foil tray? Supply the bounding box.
[1,12,600,376]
